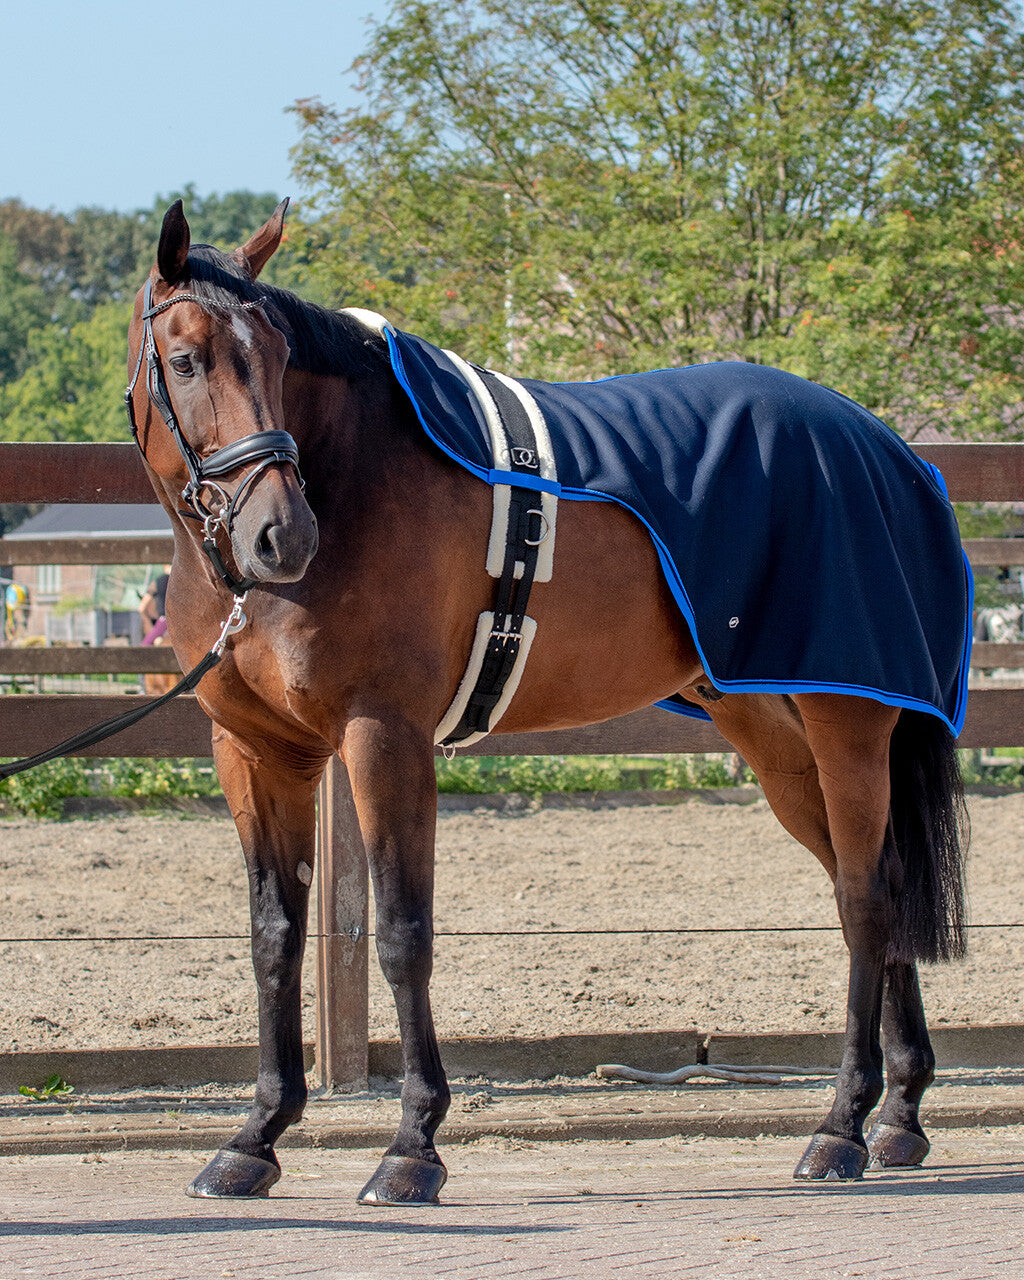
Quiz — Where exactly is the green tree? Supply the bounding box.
[291,0,1024,437]
[0,189,312,446]
[0,302,131,441]
[0,234,50,383]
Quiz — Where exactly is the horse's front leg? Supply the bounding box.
[187,728,326,1199]
[343,713,450,1206]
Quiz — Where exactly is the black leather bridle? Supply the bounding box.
[125,277,304,593]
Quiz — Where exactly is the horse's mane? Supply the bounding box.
[184,244,388,379]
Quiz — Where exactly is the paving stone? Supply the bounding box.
[1,1129,1024,1278]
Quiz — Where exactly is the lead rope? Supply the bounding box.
[0,593,249,782]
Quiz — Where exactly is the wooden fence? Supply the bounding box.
[1,441,1022,1088]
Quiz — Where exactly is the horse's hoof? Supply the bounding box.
[186,1148,282,1199]
[793,1133,868,1182]
[357,1155,447,1206]
[866,1122,930,1169]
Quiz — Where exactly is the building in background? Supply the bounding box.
[0,504,172,644]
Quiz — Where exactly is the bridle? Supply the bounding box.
[125,276,304,594]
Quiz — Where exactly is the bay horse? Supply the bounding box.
[126,199,969,1204]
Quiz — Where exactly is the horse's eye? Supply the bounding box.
[170,356,194,376]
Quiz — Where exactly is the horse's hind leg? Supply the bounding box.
[343,713,450,1206]
[707,693,964,1178]
[865,961,934,1168]
[187,729,325,1199]
[780,693,903,1180]
[867,708,967,1167]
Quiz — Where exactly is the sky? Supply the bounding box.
[1,0,392,214]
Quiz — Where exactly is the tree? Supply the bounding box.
[0,235,50,384]
[0,190,311,445]
[0,302,132,441]
[291,0,1024,437]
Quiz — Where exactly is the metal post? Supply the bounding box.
[314,755,369,1090]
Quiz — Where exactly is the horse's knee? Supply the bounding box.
[251,915,306,996]
[376,915,433,989]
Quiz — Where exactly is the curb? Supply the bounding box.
[4,1025,1023,1095]
[4,1097,1024,1159]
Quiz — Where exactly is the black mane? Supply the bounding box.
[184,244,388,379]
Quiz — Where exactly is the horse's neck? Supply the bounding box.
[283,364,485,567]
[283,365,425,499]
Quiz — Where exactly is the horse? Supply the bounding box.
[125,198,970,1205]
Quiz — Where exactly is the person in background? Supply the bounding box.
[3,582,29,640]
[139,565,171,645]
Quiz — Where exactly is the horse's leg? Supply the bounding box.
[787,693,902,1180]
[343,714,450,1207]
[187,729,325,1199]
[706,691,898,1181]
[865,960,934,1168]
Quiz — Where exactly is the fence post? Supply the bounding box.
[314,755,369,1090]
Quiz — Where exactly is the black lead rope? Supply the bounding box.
[0,596,248,782]
[0,651,221,782]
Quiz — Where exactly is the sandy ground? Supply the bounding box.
[0,791,1021,1052]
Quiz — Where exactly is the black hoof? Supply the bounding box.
[866,1122,930,1169]
[793,1132,869,1182]
[186,1148,282,1199]
[357,1155,448,1206]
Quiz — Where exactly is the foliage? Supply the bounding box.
[0,757,92,818]
[0,752,746,818]
[0,757,222,819]
[291,0,1024,437]
[18,1073,74,1102]
[0,302,132,441]
[435,753,750,793]
[0,235,50,383]
[0,189,312,443]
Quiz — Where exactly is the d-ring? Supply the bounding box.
[524,510,551,546]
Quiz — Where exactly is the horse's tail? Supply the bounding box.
[886,709,969,965]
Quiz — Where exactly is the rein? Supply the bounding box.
[125,277,304,594]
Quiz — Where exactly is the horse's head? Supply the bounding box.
[127,200,318,591]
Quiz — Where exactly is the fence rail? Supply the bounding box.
[0,441,1022,1088]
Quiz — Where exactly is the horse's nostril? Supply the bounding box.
[256,524,280,564]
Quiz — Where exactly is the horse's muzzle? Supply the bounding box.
[234,481,319,584]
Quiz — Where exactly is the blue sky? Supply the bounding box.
[2,0,391,214]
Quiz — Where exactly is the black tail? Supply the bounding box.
[886,710,969,964]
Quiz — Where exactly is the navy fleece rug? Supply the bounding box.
[384,327,973,735]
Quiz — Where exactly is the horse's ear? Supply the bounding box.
[232,198,290,279]
[157,200,191,285]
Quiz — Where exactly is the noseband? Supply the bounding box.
[125,277,304,593]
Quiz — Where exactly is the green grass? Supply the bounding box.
[0,752,752,818]
[0,746,1015,819]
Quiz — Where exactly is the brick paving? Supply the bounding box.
[2,1128,1024,1279]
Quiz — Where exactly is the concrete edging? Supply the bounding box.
[3,1024,1022,1095]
